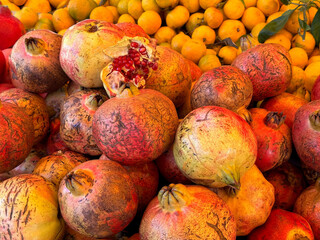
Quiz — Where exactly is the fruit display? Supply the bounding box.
[1,0,320,239]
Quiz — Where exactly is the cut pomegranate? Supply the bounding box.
[101,36,157,98]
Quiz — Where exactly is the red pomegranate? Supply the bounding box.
[292,100,320,172]
[60,19,125,88]
[190,65,253,121]
[1,48,13,84]
[311,75,320,100]
[116,22,150,39]
[264,161,306,210]
[260,92,308,129]
[139,183,236,239]
[60,88,108,156]
[92,86,179,165]
[10,29,70,93]
[249,108,292,172]
[0,83,14,93]
[58,159,138,239]
[232,43,292,101]
[0,101,34,173]
[0,6,25,50]
[185,58,202,82]
[46,117,69,155]
[247,209,314,239]
[0,50,5,78]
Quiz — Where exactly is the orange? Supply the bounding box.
[141,0,161,12]
[218,46,237,65]
[223,0,245,20]
[251,22,266,39]
[117,13,135,23]
[286,66,306,93]
[89,6,114,22]
[1,2,20,11]
[243,0,256,8]
[128,0,144,19]
[68,0,98,21]
[9,0,27,5]
[110,0,120,6]
[117,0,130,15]
[289,47,308,69]
[48,0,65,8]
[266,11,283,23]
[34,17,54,31]
[285,10,310,34]
[137,10,161,35]
[13,6,38,29]
[171,31,191,53]
[38,12,53,20]
[308,56,320,66]
[155,0,178,8]
[106,6,119,23]
[206,48,217,55]
[217,19,246,43]
[256,0,279,16]
[52,8,75,32]
[166,5,190,29]
[277,28,293,41]
[292,32,316,56]
[191,25,216,45]
[204,7,223,29]
[186,12,205,35]
[310,47,320,57]
[265,33,291,50]
[24,0,52,13]
[154,26,176,44]
[159,42,171,48]
[198,54,221,72]
[199,0,222,10]
[241,7,265,31]
[179,0,200,13]
[304,61,320,91]
[58,29,67,36]
[181,39,207,63]
[309,6,318,24]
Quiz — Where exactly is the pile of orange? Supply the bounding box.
[1,0,320,95]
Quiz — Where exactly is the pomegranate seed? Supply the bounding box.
[135,53,140,58]
[130,66,135,71]
[139,47,146,53]
[130,42,139,48]
[143,68,149,74]
[152,63,158,70]
[148,62,154,67]
[125,63,131,68]
[141,61,147,67]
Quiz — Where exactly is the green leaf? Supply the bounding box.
[280,0,290,5]
[299,18,311,31]
[258,9,295,43]
[311,9,320,45]
[239,0,246,8]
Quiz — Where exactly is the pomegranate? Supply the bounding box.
[0,174,65,240]
[58,159,138,238]
[100,36,157,98]
[140,183,236,239]
[294,178,320,239]
[261,92,308,129]
[176,81,195,119]
[92,85,179,165]
[293,86,311,102]
[155,144,193,184]
[0,83,14,93]
[216,165,275,236]
[0,101,34,173]
[301,162,320,185]
[0,87,50,144]
[292,100,320,172]
[0,6,25,50]
[174,106,257,188]
[128,233,140,240]
[64,224,112,240]
[232,43,292,101]
[2,48,13,84]
[10,29,70,93]
[311,75,320,100]
[144,45,192,108]
[185,58,202,82]
[60,88,108,156]
[249,108,292,172]
[247,209,314,240]
[60,19,125,88]
[190,65,253,122]
[264,161,306,211]
[46,117,69,154]
[0,50,4,78]
[33,150,88,189]
[116,22,150,39]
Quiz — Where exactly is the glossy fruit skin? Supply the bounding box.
[58,159,138,239]
[93,89,179,165]
[261,92,308,129]
[0,6,25,50]
[249,108,292,172]
[140,184,236,240]
[116,22,150,39]
[311,75,320,101]
[292,100,320,172]
[232,43,292,101]
[247,209,314,240]
[0,50,5,78]
[1,48,13,84]
[217,165,275,236]
[0,102,34,173]
[145,45,192,108]
[60,19,125,88]
[9,30,69,93]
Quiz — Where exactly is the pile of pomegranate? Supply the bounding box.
[1,16,320,240]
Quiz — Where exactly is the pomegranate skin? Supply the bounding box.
[311,75,320,101]
[116,22,150,39]
[249,108,292,172]
[232,43,292,101]
[92,89,179,165]
[292,100,320,172]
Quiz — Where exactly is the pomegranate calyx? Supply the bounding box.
[25,37,46,55]
[65,169,94,196]
[237,107,252,123]
[84,93,106,111]
[264,112,286,129]
[101,36,157,98]
[158,183,191,212]
[84,21,99,33]
[219,166,241,190]
[309,110,320,131]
